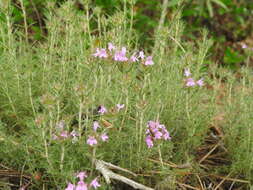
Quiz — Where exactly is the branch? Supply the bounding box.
[94,159,154,190]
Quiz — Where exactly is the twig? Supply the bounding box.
[148,158,191,169]
[214,172,232,190]
[97,159,137,177]
[207,174,250,184]
[177,182,201,190]
[199,143,220,164]
[94,159,154,190]
[195,174,204,190]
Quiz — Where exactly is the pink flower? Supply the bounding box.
[60,130,69,139]
[90,177,101,189]
[242,43,248,49]
[186,78,196,87]
[108,43,116,51]
[145,135,154,148]
[116,104,125,111]
[77,172,87,181]
[196,78,204,86]
[114,47,128,62]
[98,106,107,115]
[65,183,75,190]
[93,121,100,131]
[143,56,154,65]
[93,48,108,58]
[163,131,171,140]
[184,68,191,77]
[148,121,159,131]
[159,125,171,140]
[146,121,171,147]
[154,131,163,140]
[130,53,138,62]
[87,136,98,146]
[100,133,109,142]
[76,181,88,190]
[138,51,145,60]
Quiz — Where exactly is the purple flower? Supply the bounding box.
[93,48,108,58]
[100,133,109,142]
[87,136,98,146]
[163,131,171,140]
[108,43,116,51]
[116,104,125,111]
[146,121,171,147]
[76,181,88,190]
[138,51,145,60]
[143,56,154,66]
[154,131,163,140]
[98,106,107,115]
[90,177,101,189]
[184,68,191,77]
[196,78,204,86]
[65,183,75,190]
[114,47,128,62]
[148,121,159,128]
[186,78,196,87]
[93,121,100,131]
[242,43,248,49]
[145,135,154,148]
[77,172,87,181]
[160,125,171,140]
[130,53,138,62]
[148,121,159,132]
[60,130,69,139]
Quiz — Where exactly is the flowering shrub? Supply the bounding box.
[145,121,171,148]
[93,43,154,66]
[65,172,100,190]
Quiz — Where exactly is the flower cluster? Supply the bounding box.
[52,120,80,143]
[145,121,171,148]
[86,121,109,146]
[65,172,100,190]
[184,68,204,87]
[93,43,154,66]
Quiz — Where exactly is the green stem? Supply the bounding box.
[158,144,164,168]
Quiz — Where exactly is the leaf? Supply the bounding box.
[206,0,214,17]
[211,0,228,10]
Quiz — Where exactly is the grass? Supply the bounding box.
[0,1,252,189]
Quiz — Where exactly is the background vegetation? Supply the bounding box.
[0,0,252,189]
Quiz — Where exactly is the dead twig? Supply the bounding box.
[148,158,191,169]
[199,143,220,164]
[214,172,232,190]
[94,159,154,190]
[176,182,201,190]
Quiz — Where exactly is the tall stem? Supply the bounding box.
[158,144,164,168]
